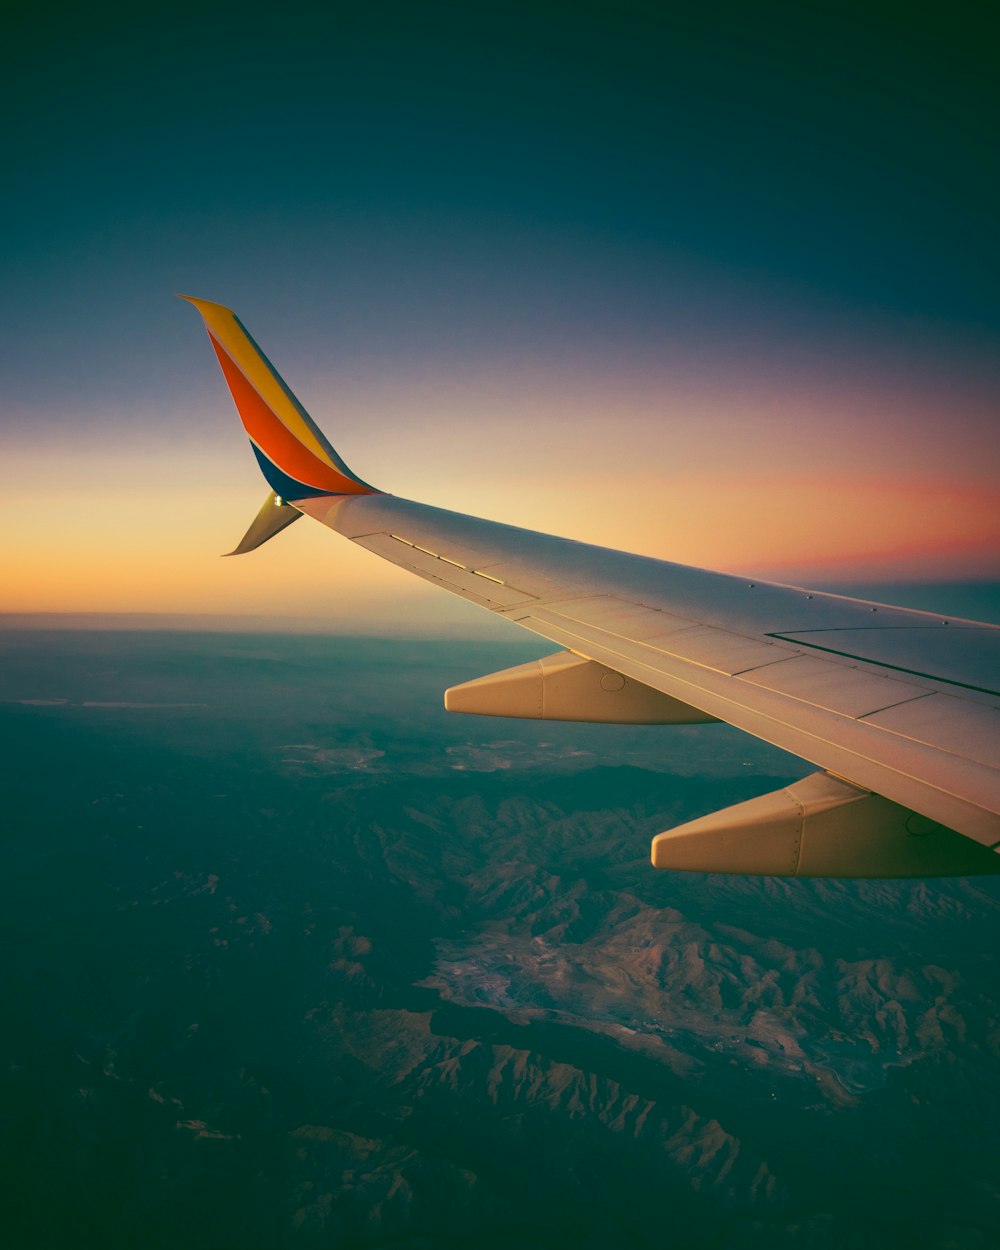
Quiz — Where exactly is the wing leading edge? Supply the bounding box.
[185,297,1000,876]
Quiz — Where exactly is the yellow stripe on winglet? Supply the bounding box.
[181,296,337,468]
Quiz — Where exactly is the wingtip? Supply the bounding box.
[177,293,236,321]
[184,294,381,499]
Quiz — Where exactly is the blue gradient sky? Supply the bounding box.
[3,2,998,629]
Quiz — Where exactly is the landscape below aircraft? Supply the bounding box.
[184,296,1000,878]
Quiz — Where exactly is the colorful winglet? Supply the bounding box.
[181,296,379,500]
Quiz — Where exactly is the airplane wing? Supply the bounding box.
[183,296,1000,878]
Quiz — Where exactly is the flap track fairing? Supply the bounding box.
[445,650,719,725]
[651,772,1000,877]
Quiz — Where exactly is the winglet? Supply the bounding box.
[181,295,379,501]
[224,490,304,556]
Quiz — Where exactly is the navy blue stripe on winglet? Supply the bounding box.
[249,441,338,501]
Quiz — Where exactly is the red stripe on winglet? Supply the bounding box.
[209,334,373,495]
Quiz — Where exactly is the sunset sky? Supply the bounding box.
[3,2,998,632]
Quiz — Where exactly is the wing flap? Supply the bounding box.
[774,626,1000,695]
[528,595,698,641]
[740,653,931,718]
[639,623,795,676]
[861,694,1000,772]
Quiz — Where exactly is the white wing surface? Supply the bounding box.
[186,296,1000,877]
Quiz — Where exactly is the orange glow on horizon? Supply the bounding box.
[4,462,997,624]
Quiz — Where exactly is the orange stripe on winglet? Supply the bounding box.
[209,334,374,495]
